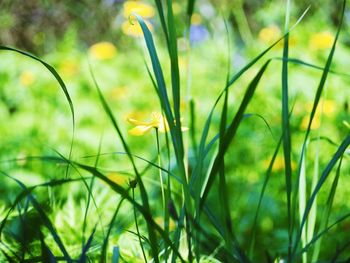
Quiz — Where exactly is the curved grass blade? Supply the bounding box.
[311,157,343,261]
[299,210,350,254]
[78,226,96,263]
[72,161,186,263]
[200,60,271,209]
[281,1,293,258]
[0,176,86,240]
[88,63,160,261]
[0,172,72,263]
[293,134,350,258]
[292,0,346,256]
[0,46,75,178]
[100,198,125,263]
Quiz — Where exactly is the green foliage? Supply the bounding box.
[0,0,350,262]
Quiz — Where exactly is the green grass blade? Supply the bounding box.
[281,1,293,259]
[249,134,283,257]
[200,60,271,209]
[0,172,72,263]
[0,46,75,178]
[72,162,185,263]
[78,226,96,263]
[187,0,196,23]
[294,134,350,257]
[311,157,343,261]
[154,0,169,46]
[292,0,346,256]
[101,198,125,263]
[89,65,159,261]
[299,210,350,255]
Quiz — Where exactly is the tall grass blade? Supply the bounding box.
[78,226,96,263]
[200,60,271,209]
[89,65,160,261]
[292,0,346,256]
[311,157,343,261]
[0,46,75,178]
[0,172,72,263]
[281,1,293,259]
[294,134,350,257]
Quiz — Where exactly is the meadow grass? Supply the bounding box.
[0,0,350,262]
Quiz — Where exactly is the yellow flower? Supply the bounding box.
[107,172,128,185]
[121,19,153,37]
[89,42,117,60]
[123,1,155,18]
[258,25,281,44]
[300,99,337,130]
[154,216,176,231]
[59,59,79,77]
[19,71,35,86]
[263,156,296,172]
[301,115,321,130]
[309,31,334,50]
[191,13,202,25]
[127,112,188,136]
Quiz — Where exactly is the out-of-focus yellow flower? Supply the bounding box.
[121,19,153,37]
[110,86,128,101]
[19,71,36,86]
[127,112,188,136]
[59,59,79,77]
[258,25,281,44]
[301,99,337,130]
[89,42,117,60]
[123,1,155,18]
[307,99,336,117]
[107,172,128,185]
[309,31,334,50]
[154,216,176,231]
[191,13,202,25]
[301,115,321,130]
[263,156,296,172]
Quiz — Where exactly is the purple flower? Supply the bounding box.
[189,25,209,44]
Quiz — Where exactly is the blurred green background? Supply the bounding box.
[0,0,350,261]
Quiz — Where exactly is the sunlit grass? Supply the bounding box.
[0,0,350,262]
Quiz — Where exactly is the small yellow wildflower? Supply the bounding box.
[300,114,321,130]
[127,112,188,136]
[300,99,337,130]
[121,19,153,37]
[154,216,176,231]
[19,71,36,86]
[258,25,281,44]
[306,99,336,117]
[59,59,79,77]
[89,42,117,60]
[107,172,128,185]
[263,156,297,172]
[123,1,155,18]
[191,13,202,25]
[309,31,334,50]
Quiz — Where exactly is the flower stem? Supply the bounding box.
[132,187,147,262]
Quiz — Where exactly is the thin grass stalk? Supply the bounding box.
[132,187,147,262]
[299,151,307,263]
[89,65,160,261]
[311,156,343,261]
[281,0,293,260]
[292,0,346,256]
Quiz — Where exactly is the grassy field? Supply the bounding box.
[0,0,350,262]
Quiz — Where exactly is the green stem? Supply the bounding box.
[155,128,169,262]
[132,188,147,262]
